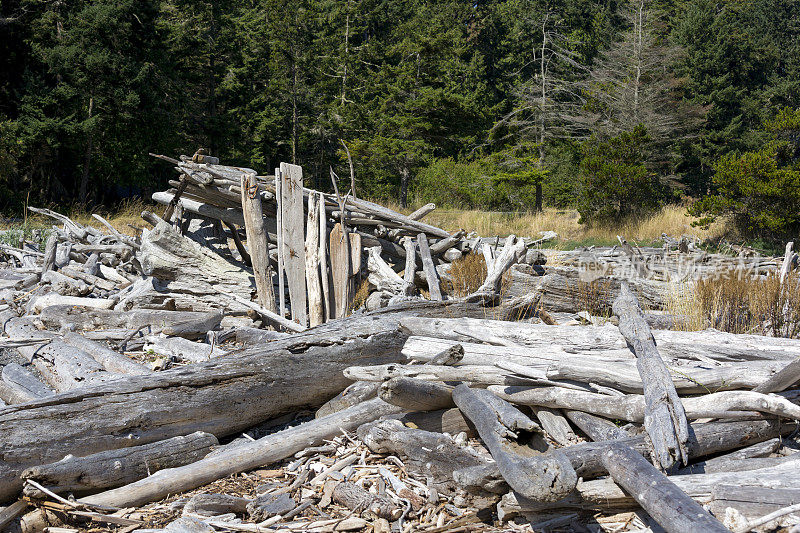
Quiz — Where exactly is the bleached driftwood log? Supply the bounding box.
[305,192,324,326]
[417,234,442,301]
[378,377,453,412]
[452,384,577,502]
[80,399,401,508]
[367,246,413,296]
[22,432,218,496]
[137,221,254,312]
[612,281,688,470]
[600,443,730,533]
[61,333,150,375]
[1,364,52,402]
[467,235,525,303]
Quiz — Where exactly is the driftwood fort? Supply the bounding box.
[0,152,799,533]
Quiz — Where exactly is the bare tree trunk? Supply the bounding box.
[400,166,410,208]
[79,96,93,201]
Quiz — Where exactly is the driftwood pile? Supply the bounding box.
[0,155,799,532]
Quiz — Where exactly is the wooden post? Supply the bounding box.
[275,168,286,318]
[279,162,307,327]
[417,233,442,301]
[240,172,276,312]
[318,193,332,322]
[305,193,324,327]
[329,223,352,319]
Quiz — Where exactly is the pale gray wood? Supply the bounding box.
[80,399,401,508]
[315,380,379,419]
[318,192,332,322]
[305,193,324,326]
[407,203,435,221]
[613,281,688,469]
[62,333,150,375]
[753,358,800,393]
[564,411,628,441]
[467,235,525,302]
[275,167,286,317]
[366,246,412,296]
[710,484,800,518]
[143,336,228,363]
[378,377,453,412]
[38,307,222,340]
[417,234,442,300]
[0,312,411,495]
[279,162,307,327]
[357,418,487,494]
[40,234,57,275]
[240,172,276,313]
[22,432,217,495]
[2,363,53,400]
[532,407,579,446]
[41,270,90,296]
[332,482,399,520]
[329,223,352,319]
[601,443,729,532]
[402,237,416,284]
[780,240,794,283]
[452,384,577,502]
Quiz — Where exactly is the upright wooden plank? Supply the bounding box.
[275,168,286,318]
[402,237,417,284]
[329,223,351,319]
[349,232,362,288]
[280,162,307,327]
[305,194,324,327]
[241,172,276,312]
[417,234,443,301]
[319,193,332,322]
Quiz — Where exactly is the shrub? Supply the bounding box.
[577,125,666,225]
[689,108,800,240]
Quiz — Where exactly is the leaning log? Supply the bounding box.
[613,281,688,470]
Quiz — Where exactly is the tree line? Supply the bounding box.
[0,0,798,238]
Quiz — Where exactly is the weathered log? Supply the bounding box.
[357,419,487,494]
[391,407,476,437]
[80,398,400,508]
[144,336,227,363]
[344,363,536,385]
[40,234,57,275]
[137,221,254,312]
[457,418,797,495]
[402,237,416,285]
[378,377,453,412]
[29,294,114,314]
[501,457,800,515]
[407,203,435,221]
[366,246,412,296]
[417,234,442,300]
[0,311,417,501]
[753,357,800,393]
[329,223,353,319]
[62,333,149,375]
[613,281,688,469]
[240,172,277,313]
[532,407,579,447]
[451,384,577,502]
[467,235,525,303]
[489,386,800,422]
[1,364,52,401]
[564,411,627,441]
[38,307,223,339]
[22,432,218,496]
[184,493,250,517]
[709,484,800,519]
[600,443,729,532]
[315,380,380,419]
[318,193,332,322]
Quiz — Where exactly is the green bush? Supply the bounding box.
[689,108,800,240]
[577,126,665,224]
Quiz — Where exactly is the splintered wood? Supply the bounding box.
[1,152,799,533]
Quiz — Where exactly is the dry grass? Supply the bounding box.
[669,272,800,338]
[448,253,489,297]
[384,202,734,247]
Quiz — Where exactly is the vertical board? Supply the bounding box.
[279,162,307,326]
[329,223,351,319]
[417,233,443,301]
[241,172,276,312]
[305,193,324,327]
[319,193,332,322]
[275,168,286,318]
[349,232,362,288]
